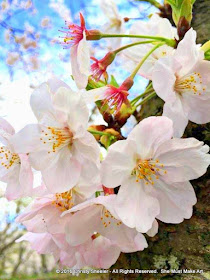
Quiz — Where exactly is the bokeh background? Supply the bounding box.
[0,0,156,279]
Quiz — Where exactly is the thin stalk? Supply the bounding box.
[130,88,154,105]
[130,43,163,79]
[135,91,156,107]
[114,40,157,54]
[101,33,176,47]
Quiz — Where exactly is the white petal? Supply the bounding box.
[128,116,173,159]
[41,147,81,193]
[152,56,177,102]
[155,180,197,223]
[163,96,189,137]
[83,86,108,103]
[71,45,88,90]
[74,131,100,163]
[30,83,55,121]
[174,28,200,76]
[10,124,44,154]
[84,236,121,269]
[115,178,160,233]
[77,32,90,77]
[65,205,102,246]
[101,139,136,188]
[155,138,210,182]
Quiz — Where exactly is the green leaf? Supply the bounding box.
[110,75,119,87]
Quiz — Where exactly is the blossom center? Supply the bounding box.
[100,207,122,228]
[40,126,73,153]
[52,190,74,212]
[0,146,20,170]
[175,72,206,96]
[131,159,167,185]
[104,86,129,112]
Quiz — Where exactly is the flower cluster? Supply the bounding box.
[2,1,210,271]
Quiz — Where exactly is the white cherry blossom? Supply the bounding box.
[152,28,210,137]
[0,117,33,200]
[124,14,176,79]
[101,116,210,232]
[10,77,100,193]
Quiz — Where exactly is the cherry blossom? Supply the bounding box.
[101,116,210,232]
[16,172,101,235]
[100,0,124,48]
[10,77,100,193]
[17,231,121,269]
[61,13,90,89]
[62,194,156,252]
[123,14,176,79]
[16,185,124,269]
[152,28,210,137]
[85,77,133,112]
[0,117,33,200]
[91,51,116,81]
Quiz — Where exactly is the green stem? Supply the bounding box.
[135,91,156,107]
[114,40,157,54]
[130,88,154,105]
[88,129,110,136]
[101,33,176,47]
[130,43,163,79]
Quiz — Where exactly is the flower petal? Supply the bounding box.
[65,205,102,246]
[154,180,197,223]
[128,116,173,159]
[41,146,81,193]
[84,236,121,269]
[101,139,136,188]
[71,45,89,90]
[115,178,160,233]
[155,138,210,182]
[163,96,189,137]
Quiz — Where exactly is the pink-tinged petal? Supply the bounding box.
[53,86,89,132]
[5,154,33,200]
[47,76,70,95]
[16,232,60,255]
[41,146,81,193]
[65,205,102,246]
[182,94,210,124]
[154,180,197,223]
[115,178,160,233]
[10,124,44,154]
[74,131,100,163]
[0,117,15,136]
[174,28,200,76]
[71,46,88,90]
[163,96,188,137]
[128,116,173,159]
[101,139,136,188]
[155,138,210,182]
[83,86,108,103]
[77,32,90,77]
[100,220,148,253]
[59,250,77,267]
[0,156,20,180]
[146,219,158,237]
[84,236,121,269]
[18,154,33,194]
[152,57,177,102]
[5,180,21,201]
[30,83,55,121]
